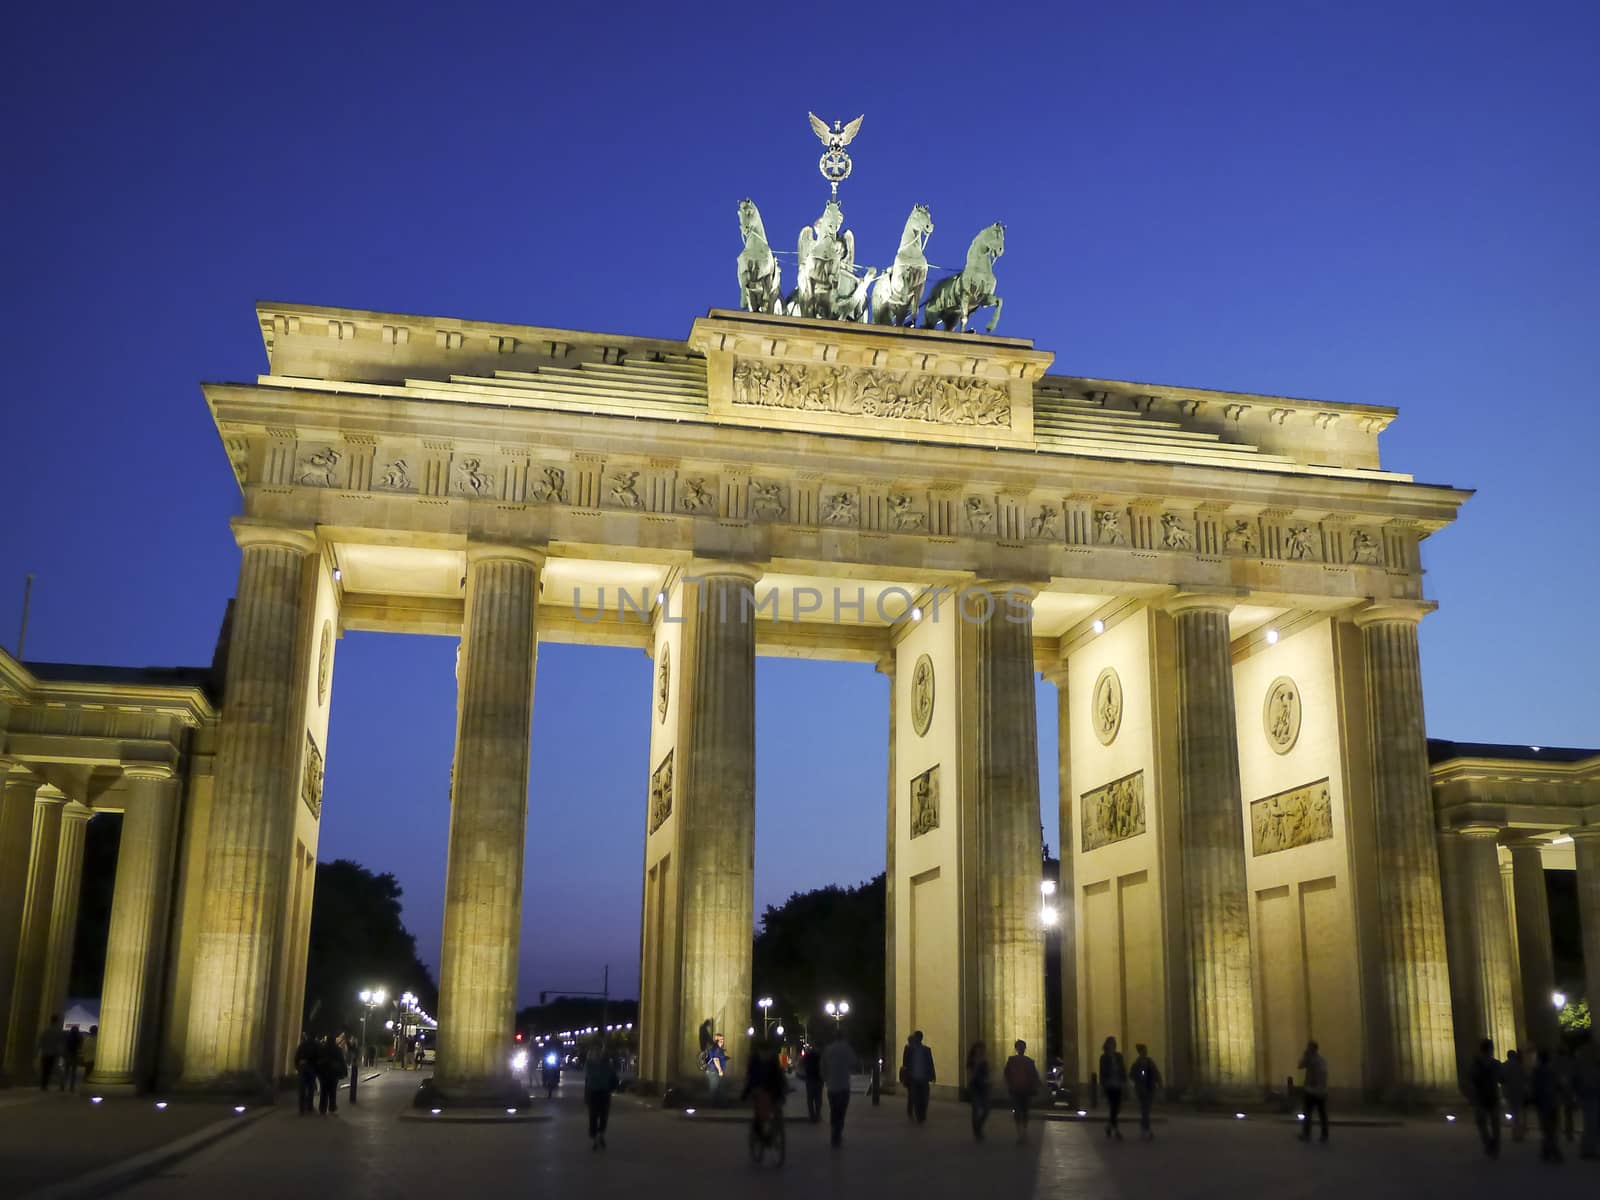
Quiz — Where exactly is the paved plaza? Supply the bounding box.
[5,1069,1593,1199]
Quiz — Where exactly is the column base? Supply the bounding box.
[413,1075,532,1112]
[175,1071,277,1104]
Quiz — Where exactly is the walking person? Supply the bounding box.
[317,1034,344,1114]
[901,1034,916,1120]
[1130,1043,1162,1140]
[821,1029,855,1147]
[584,1044,619,1150]
[1468,1038,1503,1158]
[36,1016,63,1091]
[346,1032,361,1105]
[1502,1048,1528,1142]
[702,1031,728,1106]
[801,1042,824,1123]
[1297,1040,1329,1143]
[966,1041,992,1141]
[1003,1040,1043,1144]
[1530,1048,1564,1163]
[904,1031,935,1124]
[61,1024,83,1091]
[81,1025,98,1084]
[1099,1036,1127,1141]
[295,1032,318,1115]
[1555,1045,1579,1143]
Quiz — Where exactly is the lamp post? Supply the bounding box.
[824,999,850,1033]
[400,991,417,1068]
[757,996,775,1038]
[354,988,385,1104]
[1040,878,1059,928]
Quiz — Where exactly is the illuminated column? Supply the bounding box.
[435,545,542,1103]
[971,584,1045,1061]
[0,768,40,1072]
[675,564,759,1079]
[1355,604,1456,1092]
[182,522,315,1093]
[878,652,897,1066]
[1501,859,1526,1040]
[1508,839,1558,1049]
[1573,831,1600,1039]
[1044,663,1078,1088]
[93,767,182,1087]
[3,788,68,1078]
[37,802,93,1033]
[1447,826,1518,1057]
[1167,595,1255,1094]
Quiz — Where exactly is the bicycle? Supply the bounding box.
[747,1091,786,1166]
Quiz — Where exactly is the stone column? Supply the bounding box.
[38,802,93,1033]
[3,786,67,1079]
[971,584,1045,1061]
[877,652,896,1071]
[676,564,759,1080]
[1452,826,1519,1056]
[1501,859,1526,1040]
[93,767,182,1087]
[1166,595,1255,1095]
[181,522,316,1093]
[1508,839,1558,1049]
[0,769,40,1071]
[1573,831,1600,1039]
[434,545,542,1104]
[1354,605,1456,1093]
[1044,664,1078,1089]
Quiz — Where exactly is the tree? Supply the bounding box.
[752,875,885,1053]
[302,858,437,1039]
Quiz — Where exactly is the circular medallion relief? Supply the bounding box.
[910,654,935,737]
[1264,676,1302,754]
[316,620,333,707]
[1092,667,1123,746]
[656,644,671,724]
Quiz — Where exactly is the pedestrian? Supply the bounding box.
[317,1034,344,1114]
[584,1044,619,1150]
[1003,1039,1043,1143]
[1468,1038,1502,1158]
[901,1034,916,1119]
[801,1042,824,1123]
[1130,1043,1162,1140]
[1555,1045,1579,1143]
[296,1032,318,1114]
[821,1030,855,1147]
[904,1031,935,1124]
[1502,1048,1528,1142]
[702,1031,728,1106]
[36,1016,64,1091]
[966,1041,992,1141]
[1574,1037,1600,1160]
[345,1031,360,1104]
[81,1025,98,1083]
[1530,1048,1564,1163]
[1099,1036,1127,1141]
[61,1024,83,1091]
[739,1039,788,1143]
[1297,1040,1329,1143]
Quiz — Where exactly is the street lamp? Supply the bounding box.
[757,996,775,1037]
[358,988,386,1067]
[1040,879,1059,928]
[1552,991,1567,1010]
[824,999,850,1031]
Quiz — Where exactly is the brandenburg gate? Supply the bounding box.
[1,283,1596,1103]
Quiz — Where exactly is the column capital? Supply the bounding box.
[231,518,317,555]
[1162,590,1242,618]
[874,651,894,677]
[1450,822,1502,840]
[683,559,764,585]
[35,784,69,806]
[465,543,547,570]
[1565,827,1600,843]
[123,762,176,782]
[967,578,1042,601]
[61,800,95,823]
[1352,600,1437,629]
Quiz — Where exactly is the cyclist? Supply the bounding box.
[741,1038,789,1148]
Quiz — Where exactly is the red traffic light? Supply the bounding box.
[515,1033,524,1041]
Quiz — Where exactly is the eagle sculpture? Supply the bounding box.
[808,112,864,152]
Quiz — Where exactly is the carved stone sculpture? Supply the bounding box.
[1263,676,1302,754]
[910,654,935,737]
[1030,505,1059,539]
[317,621,332,707]
[680,477,716,514]
[910,765,940,839]
[377,459,411,490]
[530,466,569,504]
[822,491,858,525]
[1225,520,1258,554]
[298,447,342,487]
[789,199,875,322]
[302,733,325,819]
[923,223,1005,334]
[1350,529,1382,565]
[964,496,994,533]
[1285,526,1316,559]
[870,204,933,327]
[1095,509,1125,545]
[1250,779,1333,856]
[609,471,643,509]
[455,457,493,496]
[750,481,788,520]
[730,360,1010,428]
[649,750,674,834]
[1092,667,1123,746]
[1161,513,1193,550]
[1082,770,1145,852]
[735,199,783,315]
[656,644,670,724]
[888,494,926,531]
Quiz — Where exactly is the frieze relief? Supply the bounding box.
[910,654,935,737]
[297,446,343,488]
[529,465,570,504]
[964,496,995,534]
[649,750,674,834]
[731,360,1011,428]
[1264,676,1302,754]
[821,489,858,526]
[887,493,927,531]
[1160,512,1193,550]
[679,476,717,515]
[1095,509,1125,545]
[751,480,788,521]
[376,458,413,491]
[1224,519,1259,555]
[302,733,325,819]
[1091,667,1123,746]
[1030,504,1060,540]
[910,765,940,839]
[1250,779,1333,856]
[1081,770,1145,852]
[452,456,496,498]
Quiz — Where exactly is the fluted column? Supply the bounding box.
[93,767,182,1087]
[38,802,93,1032]
[878,652,896,1067]
[1451,827,1519,1056]
[1355,605,1456,1093]
[1501,859,1526,1039]
[1044,664,1078,1088]
[181,522,315,1092]
[1167,595,1255,1095]
[435,545,542,1102]
[676,563,759,1080]
[0,769,40,1072]
[3,786,67,1078]
[971,584,1045,1060]
[1508,839,1558,1049]
[1573,831,1600,1039]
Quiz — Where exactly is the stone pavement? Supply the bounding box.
[10,1068,1596,1200]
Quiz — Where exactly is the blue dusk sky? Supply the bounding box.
[3,1,1596,1004]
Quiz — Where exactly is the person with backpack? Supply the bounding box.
[1468,1038,1503,1158]
[1130,1043,1163,1140]
[584,1044,619,1150]
[801,1042,824,1123]
[966,1041,992,1141]
[1099,1035,1127,1141]
[1297,1040,1329,1143]
[701,1032,728,1106]
[903,1031,935,1124]
[1003,1039,1044,1143]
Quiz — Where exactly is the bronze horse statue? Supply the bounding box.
[922,223,1004,334]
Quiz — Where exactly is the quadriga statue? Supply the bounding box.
[923,222,1004,334]
[735,199,783,315]
[868,204,933,327]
